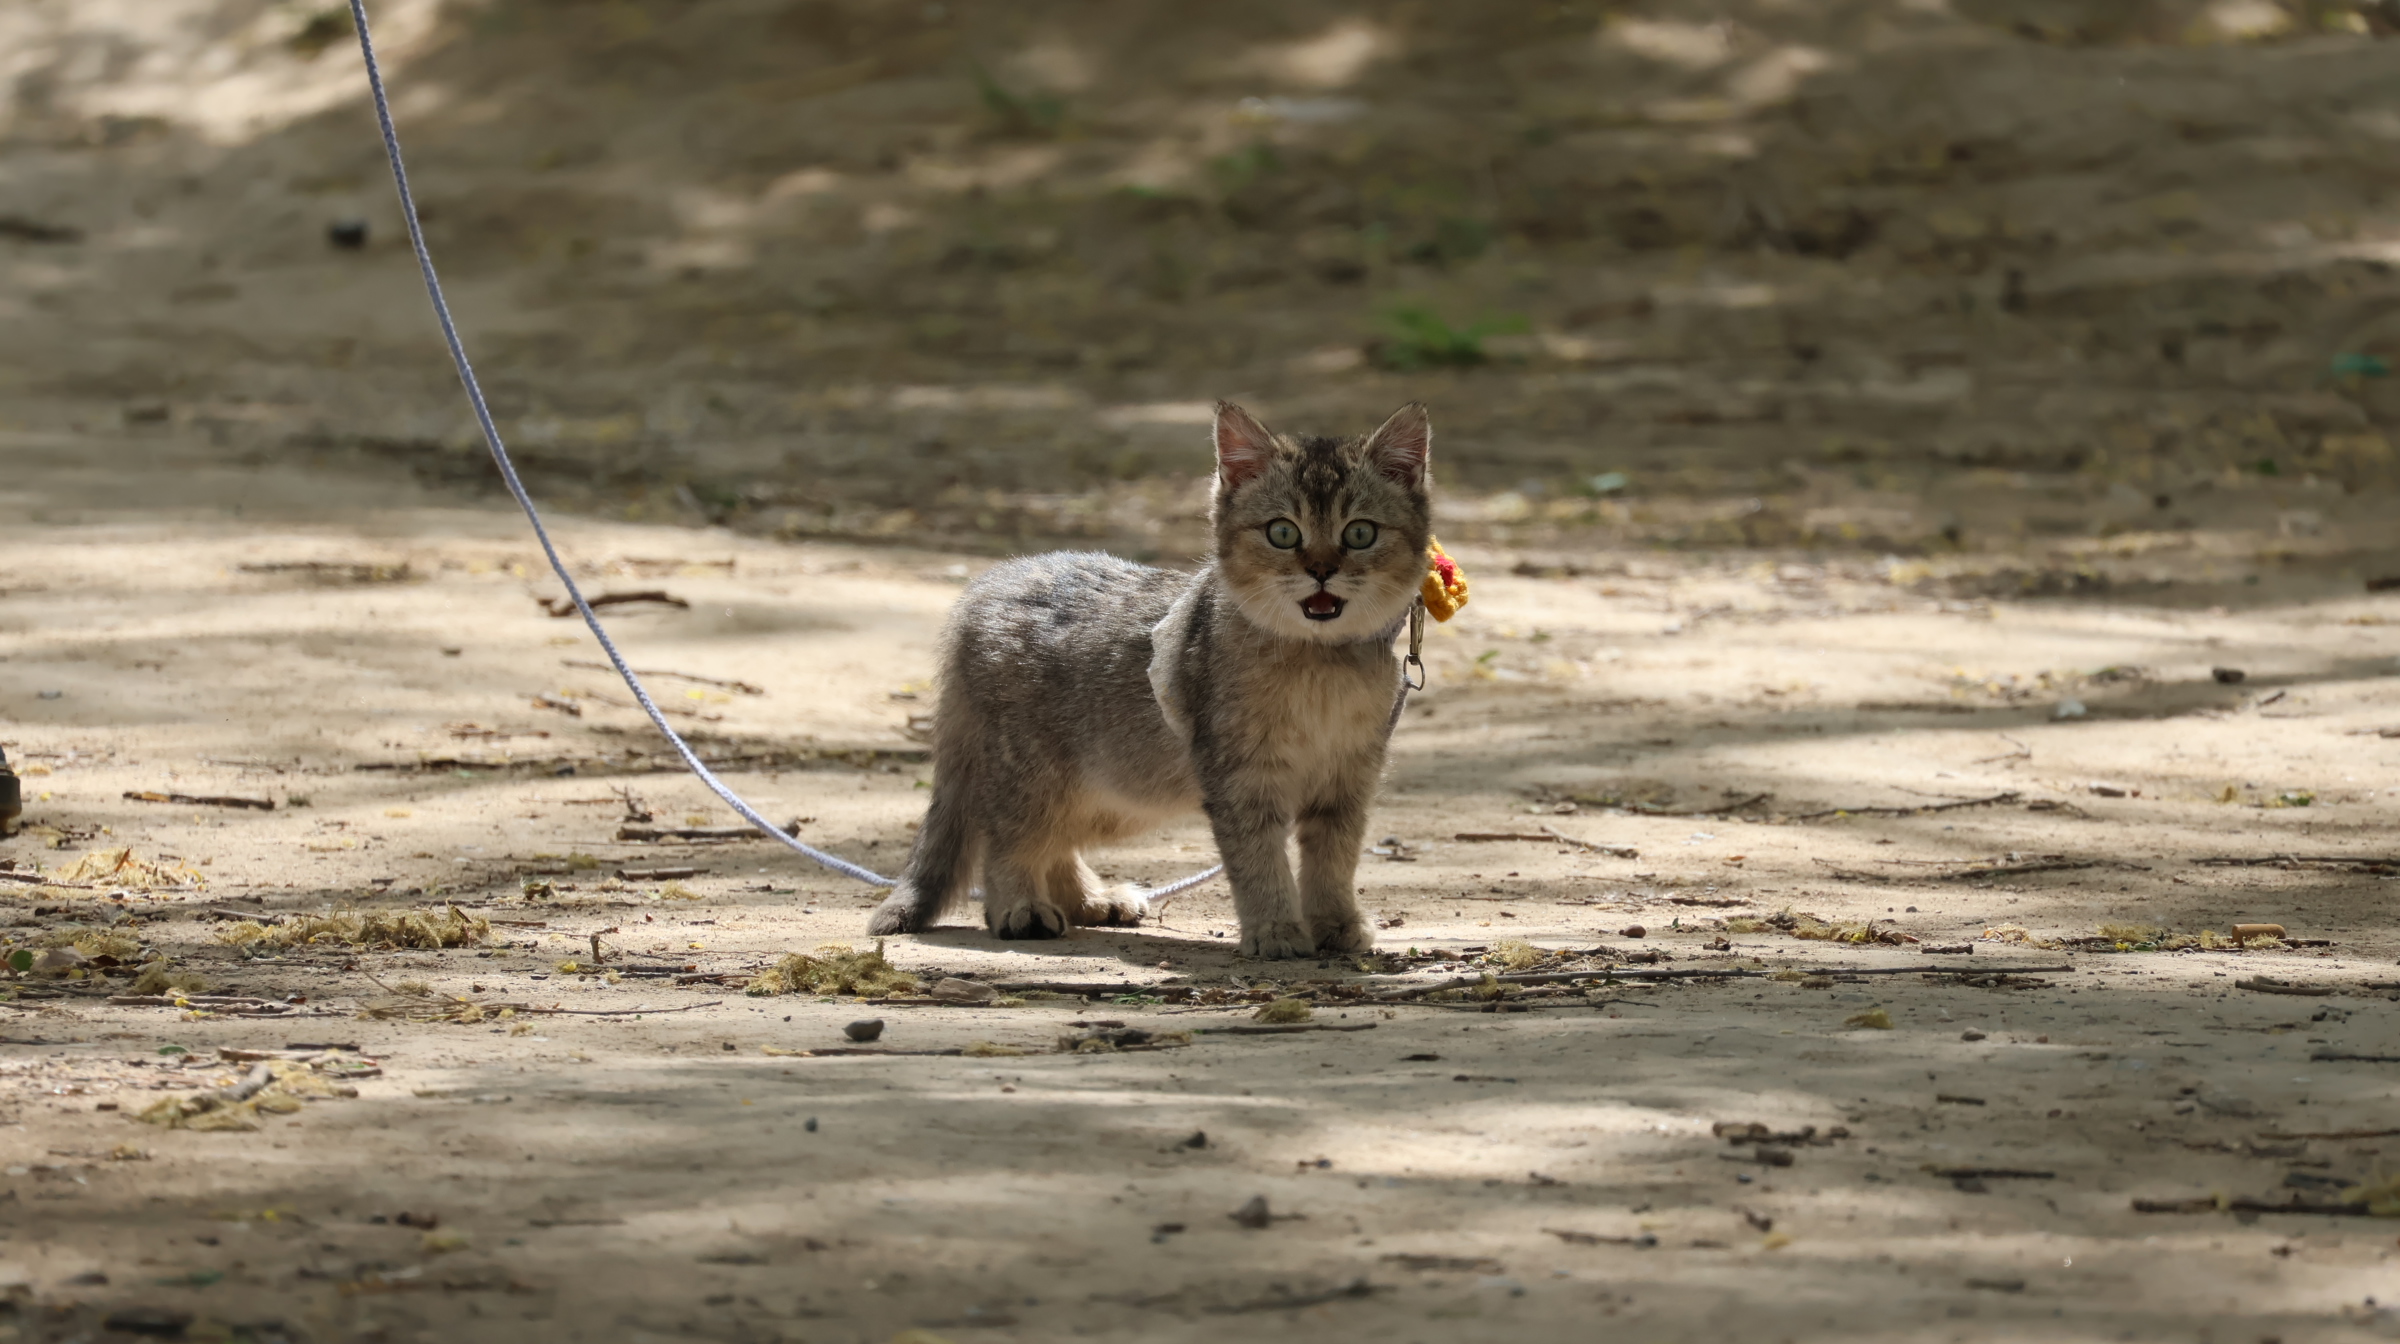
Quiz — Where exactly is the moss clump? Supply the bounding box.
[744,941,918,998]
[38,927,144,959]
[126,961,212,995]
[1491,940,1548,971]
[215,906,489,951]
[1252,997,1315,1024]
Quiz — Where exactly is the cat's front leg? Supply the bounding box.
[1297,793,1373,955]
[1203,792,1310,959]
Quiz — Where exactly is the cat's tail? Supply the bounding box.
[866,765,973,935]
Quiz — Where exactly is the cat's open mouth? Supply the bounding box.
[1300,592,1345,622]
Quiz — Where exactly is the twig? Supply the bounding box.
[1193,1023,1378,1035]
[121,791,274,811]
[1925,1165,2054,1180]
[563,659,763,695]
[618,824,790,843]
[2256,1127,2400,1140]
[514,1000,723,1017]
[991,981,1173,995]
[1815,857,2111,882]
[539,590,689,618]
[1791,791,2020,821]
[1452,826,1641,858]
[2235,978,2336,998]
[2310,1050,2400,1063]
[1206,1280,1387,1314]
[0,872,95,888]
[1544,1229,1658,1248]
[1542,825,1640,858]
[1374,967,1754,1001]
[2191,855,2400,869]
[216,1062,276,1104]
[1900,963,2073,976]
[1687,792,1773,816]
[2133,1196,2378,1217]
[107,995,293,1011]
[1971,735,2030,764]
[770,1046,965,1057]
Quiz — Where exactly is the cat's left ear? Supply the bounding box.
[1363,402,1431,488]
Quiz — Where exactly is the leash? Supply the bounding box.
[344,0,1421,909]
[347,0,893,888]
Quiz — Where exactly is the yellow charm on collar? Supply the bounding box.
[1421,536,1469,622]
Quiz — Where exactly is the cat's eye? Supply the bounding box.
[1340,520,1379,550]
[1264,519,1301,549]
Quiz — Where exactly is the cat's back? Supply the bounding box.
[948,551,1186,665]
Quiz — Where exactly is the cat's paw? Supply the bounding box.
[1311,919,1375,956]
[1237,921,1314,960]
[1074,887,1148,927]
[989,901,1069,940]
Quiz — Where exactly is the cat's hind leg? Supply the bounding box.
[868,769,979,935]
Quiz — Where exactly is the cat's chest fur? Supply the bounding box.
[1149,579,1398,803]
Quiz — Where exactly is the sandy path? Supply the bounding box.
[3,444,2397,1343]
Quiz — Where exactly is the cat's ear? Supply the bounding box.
[1362,401,1431,488]
[1213,401,1277,491]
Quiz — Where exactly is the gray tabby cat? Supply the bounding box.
[868,401,1433,959]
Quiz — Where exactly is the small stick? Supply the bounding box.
[1450,829,1640,858]
[513,1000,724,1017]
[618,824,785,842]
[539,590,689,618]
[1815,857,2112,881]
[2191,855,2400,868]
[1194,1023,1378,1035]
[2235,978,2336,998]
[2133,1196,2378,1217]
[1791,791,2020,821]
[1686,792,1773,816]
[2310,1050,2400,1063]
[1970,735,2030,764]
[2256,1127,2400,1140]
[771,1046,965,1057]
[563,659,763,695]
[121,791,275,811]
[1544,1228,1658,1247]
[1541,825,1640,858]
[1924,1166,2053,1180]
[990,981,1173,995]
[216,1062,277,1104]
[0,872,95,888]
[107,995,290,1009]
[1374,967,1756,1000]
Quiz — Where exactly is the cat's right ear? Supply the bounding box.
[1213,401,1277,491]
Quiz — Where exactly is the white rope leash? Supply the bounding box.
[344,0,1226,903]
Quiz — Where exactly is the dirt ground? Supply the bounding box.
[7,1,2400,1341]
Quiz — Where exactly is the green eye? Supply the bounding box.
[1264,520,1301,549]
[1340,520,1378,550]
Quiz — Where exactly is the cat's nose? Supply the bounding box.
[1304,559,1340,584]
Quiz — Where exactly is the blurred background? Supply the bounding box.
[4,0,2399,596]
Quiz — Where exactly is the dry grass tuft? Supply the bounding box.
[744,941,918,998]
[215,906,490,951]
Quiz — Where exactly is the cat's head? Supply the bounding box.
[1209,401,1433,644]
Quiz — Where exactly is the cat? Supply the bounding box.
[867,400,1433,958]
